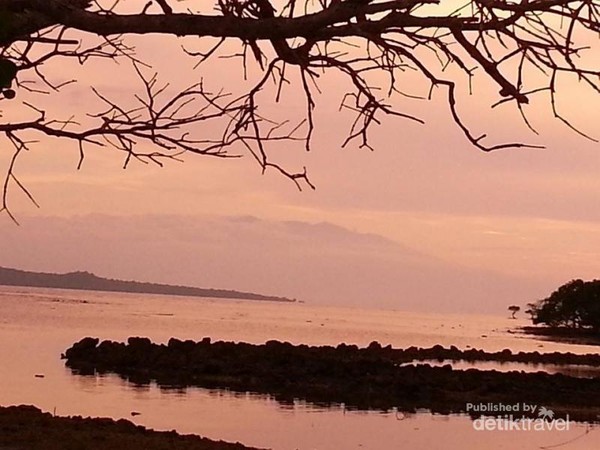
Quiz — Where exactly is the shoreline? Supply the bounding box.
[519,326,600,346]
[0,405,259,450]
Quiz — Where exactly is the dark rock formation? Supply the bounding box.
[64,338,600,422]
[0,404,259,450]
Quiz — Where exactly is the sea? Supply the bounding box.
[0,286,598,450]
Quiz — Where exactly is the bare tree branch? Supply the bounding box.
[0,0,598,219]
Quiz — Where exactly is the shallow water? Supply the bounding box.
[401,360,600,378]
[0,286,598,449]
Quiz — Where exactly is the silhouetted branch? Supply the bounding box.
[0,0,598,218]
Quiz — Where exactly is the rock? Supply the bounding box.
[62,337,600,423]
[64,337,99,359]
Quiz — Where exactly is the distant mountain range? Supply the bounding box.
[0,267,296,303]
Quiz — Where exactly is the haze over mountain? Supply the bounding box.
[0,214,548,313]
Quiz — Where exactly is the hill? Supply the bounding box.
[0,266,295,303]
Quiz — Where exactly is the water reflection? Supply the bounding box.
[400,359,600,378]
[2,286,600,449]
[59,371,600,450]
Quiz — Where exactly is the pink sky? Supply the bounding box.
[0,2,599,314]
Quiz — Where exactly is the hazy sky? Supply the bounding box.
[0,3,599,314]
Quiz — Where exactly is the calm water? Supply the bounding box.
[0,286,598,449]
[401,360,600,378]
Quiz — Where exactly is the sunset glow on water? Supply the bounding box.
[1,286,598,449]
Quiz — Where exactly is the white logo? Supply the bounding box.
[470,404,570,432]
[537,406,555,421]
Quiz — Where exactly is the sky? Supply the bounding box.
[0,2,599,314]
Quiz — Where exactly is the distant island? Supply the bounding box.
[0,266,296,303]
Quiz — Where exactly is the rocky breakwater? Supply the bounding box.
[64,338,600,422]
[401,343,600,365]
